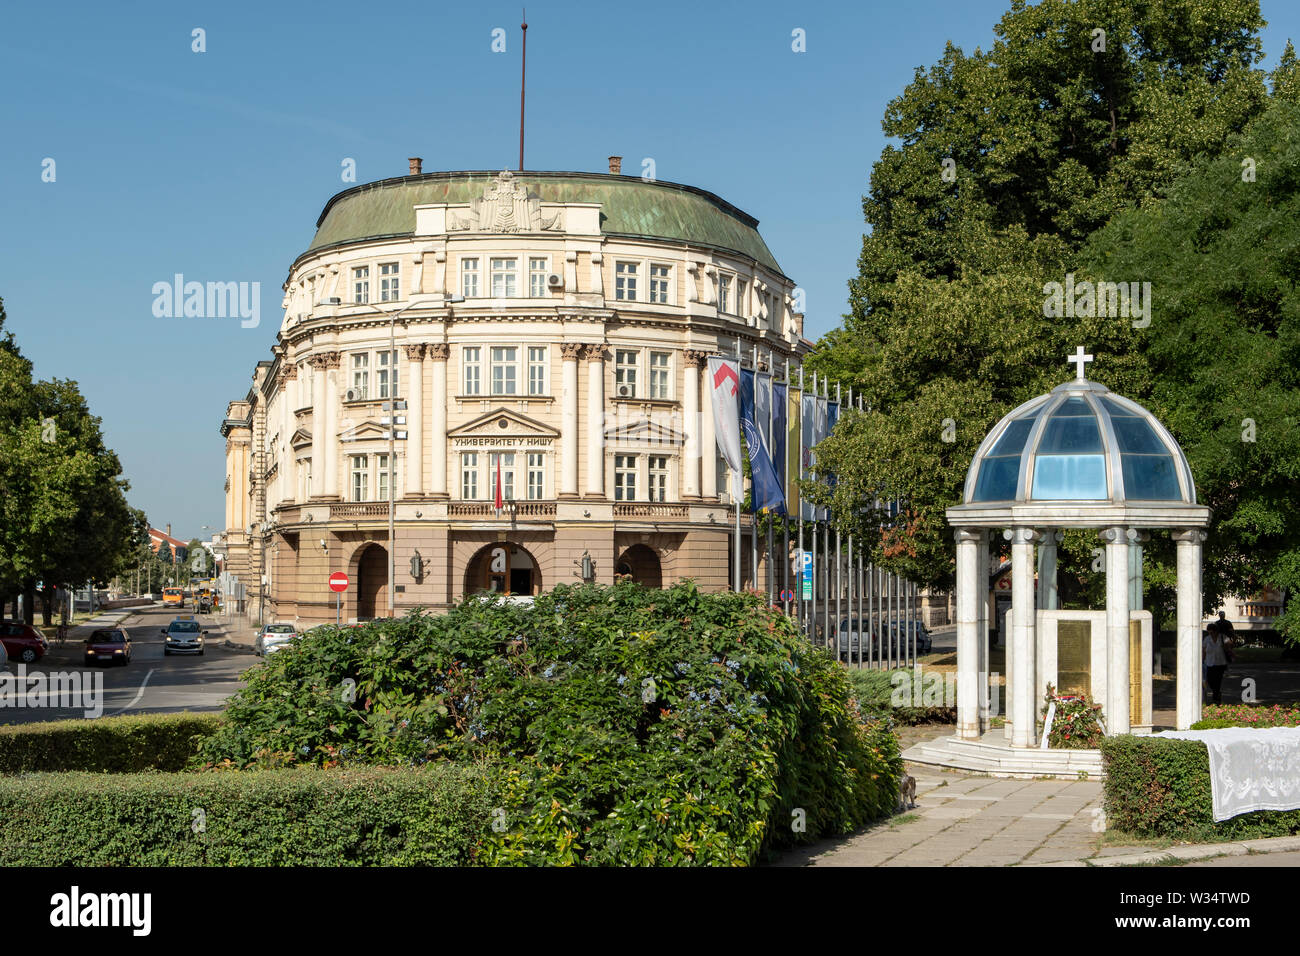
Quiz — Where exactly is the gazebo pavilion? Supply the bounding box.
[920,349,1210,772]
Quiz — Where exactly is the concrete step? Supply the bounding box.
[903,735,1105,779]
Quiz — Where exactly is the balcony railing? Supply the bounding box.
[613,503,689,518]
[330,502,389,519]
[448,502,557,518]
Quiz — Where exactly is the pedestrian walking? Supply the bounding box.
[1203,621,1233,705]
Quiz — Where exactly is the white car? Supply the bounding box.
[254,623,298,656]
[162,617,206,655]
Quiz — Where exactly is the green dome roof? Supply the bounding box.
[304,170,783,274]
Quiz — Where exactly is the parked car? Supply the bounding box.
[84,627,132,666]
[254,623,298,656]
[887,620,933,655]
[161,616,206,655]
[0,621,48,664]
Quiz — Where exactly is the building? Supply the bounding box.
[222,160,807,624]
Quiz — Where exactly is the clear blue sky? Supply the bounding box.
[1,1,1296,541]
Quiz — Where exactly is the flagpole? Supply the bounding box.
[821,375,830,650]
[834,381,842,660]
[766,348,775,609]
[734,337,742,593]
[810,371,818,645]
[783,357,791,618]
[798,364,806,636]
[750,343,759,593]
[846,386,854,665]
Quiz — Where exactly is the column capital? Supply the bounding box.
[561,342,584,361]
[683,349,710,368]
[954,528,985,543]
[427,343,449,361]
[308,351,341,371]
[1171,528,1208,544]
[1002,527,1041,544]
[1098,526,1130,544]
[403,343,426,361]
[584,345,608,365]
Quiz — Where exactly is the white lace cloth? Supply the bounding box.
[1153,727,1300,822]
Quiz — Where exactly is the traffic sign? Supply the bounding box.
[779,588,795,603]
[328,572,349,593]
[800,552,812,575]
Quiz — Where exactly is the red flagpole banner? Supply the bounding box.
[494,455,504,510]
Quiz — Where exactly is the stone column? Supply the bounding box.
[280,363,297,505]
[1102,527,1133,735]
[1008,528,1040,748]
[584,346,606,498]
[560,343,581,497]
[976,531,991,731]
[682,350,707,499]
[1174,529,1205,730]
[321,352,341,498]
[404,344,425,497]
[428,345,448,497]
[308,355,328,498]
[955,529,982,740]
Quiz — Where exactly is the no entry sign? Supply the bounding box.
[328,572,349,593]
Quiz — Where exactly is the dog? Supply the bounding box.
[898,774,917,811]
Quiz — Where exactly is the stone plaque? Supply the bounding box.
[1057,619,1091,696]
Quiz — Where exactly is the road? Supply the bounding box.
[0,603,253,724]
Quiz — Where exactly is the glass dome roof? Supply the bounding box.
[963,379,1196,505]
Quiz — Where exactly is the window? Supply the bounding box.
[350,455,369,502]
[463,347,482,395]
[615,262,638,301]
[461,258,480,298]
[488,452,516,501]
[615,455,637,501]
[718,275,732,314]
[353,266,370,304]
[377,349,398,399]
[529,257,548,297]
[649,351,671,399]
[379,262,400,302]
[649,456,669,502]
[737,279,747,318]
[376,453,392,501]
[615,349,638,397]
[461,453,479,499]
[491,346,518,395]
[527,453,544,500]
[491,258,517,297]
[350,353,369,400]
[528,347,547,396]
[649,263,671,304]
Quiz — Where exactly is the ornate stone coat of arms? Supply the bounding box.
[451,169,562,232]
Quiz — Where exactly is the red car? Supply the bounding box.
[1,621,48,664]
[84,627,132,666]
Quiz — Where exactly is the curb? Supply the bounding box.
[220,640,258,655]
[1028,834,1300,867]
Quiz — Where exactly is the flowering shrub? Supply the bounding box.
[1192,703,1300,729]
[200,581,903,865]
[1043,685,1104,749]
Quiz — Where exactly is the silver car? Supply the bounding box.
[162,617,206,655]
[254,623,298,656]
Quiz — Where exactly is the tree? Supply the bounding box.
[805,0,1276,613]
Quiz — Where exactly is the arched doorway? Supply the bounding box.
[616,544,662,589]
[355,544,388,619]
[464,543,541,596]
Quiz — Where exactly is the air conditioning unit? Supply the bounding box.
[345,389,360,402]
[616,385,634,398]
[546,273,563,290]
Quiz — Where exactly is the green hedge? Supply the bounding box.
[0,763,497,866]
[1100,736,1300,841]
[843,667,955,724]
[0,713,222,774]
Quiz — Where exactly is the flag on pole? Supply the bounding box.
[707,357,743,478]
[826,399,840,493]
[740,369,785,514]
[814,394,830,520]
[787,385,800,518]
[772,381,787,500]
[494,454,504,511]
[800,390,817,521]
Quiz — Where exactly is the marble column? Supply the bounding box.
[955,529,983,739]
[429,344,448,497]
[1008,527,1040,747]
[404,344,425,497]
[321,352,341,498]
[976,531,991,731]
[682,350,706,499]
[308,355,328,498]
[1103,527,1132,735]
[279,363,296,506]
[560,343,581,497]
[584,346,606,498]
[1037,530,1061,610]
[1174,529,1206,730]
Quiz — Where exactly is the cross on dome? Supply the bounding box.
[1067,346,1094,381]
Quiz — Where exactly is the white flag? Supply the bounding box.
[707,357,742,476]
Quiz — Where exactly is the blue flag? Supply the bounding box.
[740,369,785,514]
